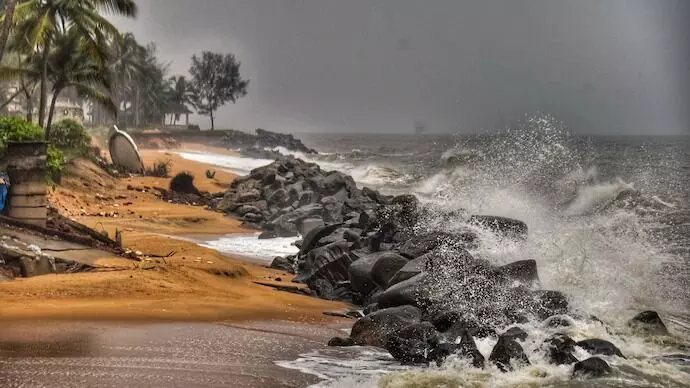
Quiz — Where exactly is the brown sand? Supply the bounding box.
[0,148,348,323]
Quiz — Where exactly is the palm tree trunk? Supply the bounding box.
[45,90,60,139]
[38,44,50,129]
[134,86,140,127]
[0,0,18,65]
[210,110,215,131]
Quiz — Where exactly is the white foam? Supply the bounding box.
[176,151,273,175]
[201,234,299,264]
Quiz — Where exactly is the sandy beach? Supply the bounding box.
[0,145,348,324]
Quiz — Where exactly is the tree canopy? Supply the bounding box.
[188,51,248,130]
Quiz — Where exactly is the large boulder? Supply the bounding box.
[627,311,669,335]
[387,256,427,287]
[572,357,612,379]
[350,305,423,348]
[270,255,297,273]
[488,334,530,372]
[542,333,578,365]
[398,231,477,259]
[348,252,408,297]
[576,339,625,358]
[469,215,528,239]
[298,217,325,236]
[294,241,358,299]
[385,322,440,364]
[499,260,539,285]
[299,223,343,256]
[374,273,435,309]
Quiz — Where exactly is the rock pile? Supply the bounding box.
[216,156,670,380]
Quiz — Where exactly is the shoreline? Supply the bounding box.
[0,145,348,325]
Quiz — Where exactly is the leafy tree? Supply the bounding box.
[0,0,19,65]
[0,115,43,157]
[8,0,136,129]
[188,51,248,130]
[0,26,117,136]
[49,118,91,155]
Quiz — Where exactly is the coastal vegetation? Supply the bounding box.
[0,0,249,134]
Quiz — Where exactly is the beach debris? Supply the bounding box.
[108,125,145,173]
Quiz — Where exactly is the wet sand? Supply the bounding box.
[0,321,346,388]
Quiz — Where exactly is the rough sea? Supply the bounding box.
[180,115,689,387]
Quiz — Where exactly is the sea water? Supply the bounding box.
[182,114,690,387]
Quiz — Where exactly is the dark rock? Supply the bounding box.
[343,229,362,248]
[502,327,528,342]
[543,315,575,328]
[398,231,477,259]
[572,357,612,379]
[387,256,427,287]
[576,339,625,358]
[542,333,578,365]
[295,241,358,299]
[270,255,296,273]
[243,212,264,223]
[349,252,408,297]
[235,204,262,216]
[363,303,379,315]
[300,223,343,256]
[328,337,355,347]
[237,190,261,203]
[350,305,423,348]
[298,217,325,236]
[627,311,669,335]
[532,290,569,319]
[431,310,497,339]
[375,273,434,309]
[469,215,528,239]
[385,322,440,364]
[489,334,530,372]
[499,260,539,285]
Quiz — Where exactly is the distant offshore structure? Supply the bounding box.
[414,121,427,134]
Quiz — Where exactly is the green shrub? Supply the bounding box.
[49,119,91,156]
[145,159,171,177]
[47,145,65,183]
[0,116,44,157]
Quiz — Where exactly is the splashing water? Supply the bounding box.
[276,114,689,387]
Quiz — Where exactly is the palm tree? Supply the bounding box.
[0,0,19,65]
[0,27,116,135]
[168,75,193,124]
[9,0,136,129]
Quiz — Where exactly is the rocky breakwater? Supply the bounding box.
[213,157,675,381]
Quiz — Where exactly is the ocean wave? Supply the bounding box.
[176,151,273,175]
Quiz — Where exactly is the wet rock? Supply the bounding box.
[502,327,528,342]
[499,259,539,285]
[374,273,434,309]
[350,305,423,347]
[576,339,625,358]
[627,311,669,335]
[543,315,575,328]
[469,215,528,239]
[328,337,355,347]
[295,241,358,299]
[387,256,427,287]
[542,333,578,365]
[532,290,569,319]
[430,310,497,339]
[270,255,296,273]
[235,204,262,216]
[572,357,612,379]
[385,322,440,364]
[300,223,343,256]
[349,252,408,296]
[298,217,325,236]
[489,333,530,372]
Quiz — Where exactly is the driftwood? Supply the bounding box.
[253,281,313,296]
[0,215,120,251]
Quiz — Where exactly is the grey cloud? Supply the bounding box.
[111,0,690,134]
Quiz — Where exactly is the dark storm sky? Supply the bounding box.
[111,0,690,134]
